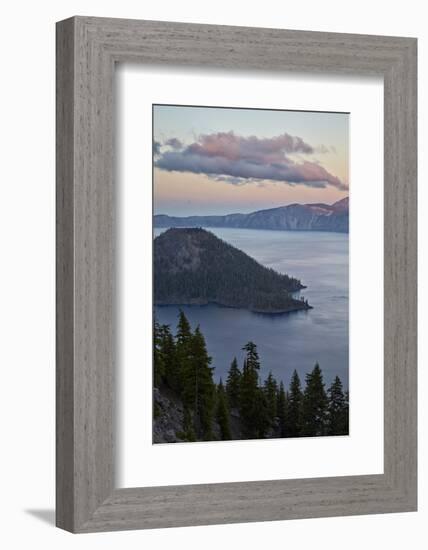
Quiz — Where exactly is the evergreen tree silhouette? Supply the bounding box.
[216,379,232,440]
[277,380,287,437]
[182,325,215,440]
[301,363,328,436]
[175,310,192,395]
[153,320,165,387]
[287,370,303,437]
[159,324,178,391]
[327,376,349,435]
[226,357,241,409]
[239,342,261,438]
[263,371,278,428]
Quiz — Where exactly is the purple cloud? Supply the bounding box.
[165,137,183,149]
[155,131,347,190]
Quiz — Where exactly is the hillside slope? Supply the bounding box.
[154,228,310,314]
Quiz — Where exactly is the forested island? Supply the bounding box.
[154,228,310,314]
[153,311,349,443]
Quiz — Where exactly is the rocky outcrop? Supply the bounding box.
[153,387,185,443]
[153,386,282,444]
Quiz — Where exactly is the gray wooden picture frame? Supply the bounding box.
[56,16,417,533]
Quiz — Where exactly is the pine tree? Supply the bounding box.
[243,341,260,371]
[287,370,303,437]
[175,310,193,394]
[301,363,328,436]
[159,324,178,391]
[239,342,261,439]
[153,320,165,387]
[216,379,231,440]
[182,407,196,442]
[263,371,278,427]
[326,376,349,435]
[277,381,287,437]
[226,357,241,409]
[182,325,215,440]
[345,391,349,431]
[253,386,270,438]
[239,359,251,437]
[176,310,192,346]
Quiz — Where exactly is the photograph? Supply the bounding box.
[152,104,349,443]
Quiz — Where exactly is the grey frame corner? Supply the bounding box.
[56,16,417,533]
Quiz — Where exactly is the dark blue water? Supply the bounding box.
[154,228,348,389]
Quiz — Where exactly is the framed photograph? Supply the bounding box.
[56,17,417,532]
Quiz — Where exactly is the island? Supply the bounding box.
[154,228,311,314]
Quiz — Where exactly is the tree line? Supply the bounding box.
[154,311,349,442]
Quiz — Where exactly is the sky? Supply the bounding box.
[153,104,349,216]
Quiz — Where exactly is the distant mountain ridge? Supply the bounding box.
[155,197,349,233]
[154,228,311,314]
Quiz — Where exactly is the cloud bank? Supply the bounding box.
[155,131,347,190]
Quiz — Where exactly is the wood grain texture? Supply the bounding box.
[56,16,417,533]
[56,18,75,532]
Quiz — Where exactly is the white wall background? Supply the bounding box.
[0,1,425,548]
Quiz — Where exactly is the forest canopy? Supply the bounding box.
[153,311,349,443]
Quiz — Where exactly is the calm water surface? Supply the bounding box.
[154,228,348,389]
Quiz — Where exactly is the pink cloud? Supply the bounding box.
[155,131,347,190]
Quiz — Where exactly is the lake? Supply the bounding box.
[154,227,349,390]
